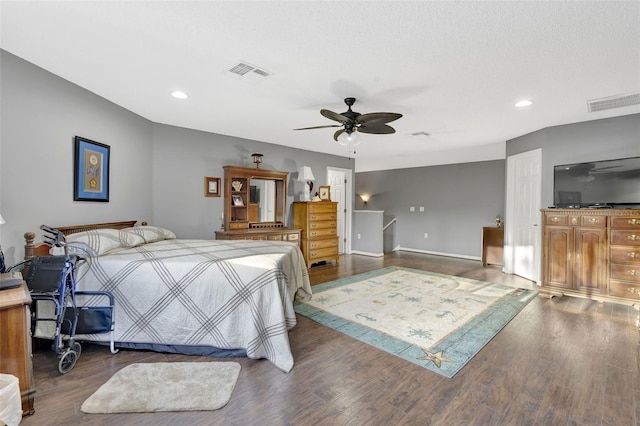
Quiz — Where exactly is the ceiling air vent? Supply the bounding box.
[227,61,272,80]
[587,92,640,112]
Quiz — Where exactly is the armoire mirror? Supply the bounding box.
[249,179,276,222]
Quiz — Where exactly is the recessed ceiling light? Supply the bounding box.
[171,91,189,99]
[515,99,534,108]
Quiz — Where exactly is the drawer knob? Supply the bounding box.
[629,252,639,259]
[551,217,560,222]
[628,270,639,276]
[628,235,639,241]
[629,219,639,225]
[588,217,598,224]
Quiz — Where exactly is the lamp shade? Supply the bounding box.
[298,166,315,182]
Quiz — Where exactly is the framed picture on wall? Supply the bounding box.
[319,185,331,201]
[204,177,221,197]
[74,136,110,202]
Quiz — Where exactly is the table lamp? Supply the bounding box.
[298,166,315,201]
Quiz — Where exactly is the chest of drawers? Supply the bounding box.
[608,216,640,299]
[292,201,339,268]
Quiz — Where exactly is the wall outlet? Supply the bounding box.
[424,233,429,239]
[357,233,361,239]
[410,206,415,212]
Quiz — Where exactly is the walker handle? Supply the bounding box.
[40,224,65,247]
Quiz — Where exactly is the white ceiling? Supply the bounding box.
[1,1,639,172]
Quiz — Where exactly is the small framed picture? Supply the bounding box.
[319,185,331,201]
[204,177,221,197]
[232,195,244,206]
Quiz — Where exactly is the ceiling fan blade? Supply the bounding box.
[333,128,345,141]
[294,124,342,131]
[357,112,403,125]
[321,109,351,123]
[358,124,396,135]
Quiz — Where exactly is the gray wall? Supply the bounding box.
[506,114,640,207]
[151,123,352,238]
[352,210,384,256]
[0,50,153,264]
[0,50,352,263]
[355,160,506,258]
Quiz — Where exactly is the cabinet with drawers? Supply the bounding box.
[608,215,640,299]
[540,208,640,305]
[292,201,339,268]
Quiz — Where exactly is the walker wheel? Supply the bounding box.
[72,341,82,357]
[58,349,79,374]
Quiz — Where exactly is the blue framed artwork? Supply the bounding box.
[74,136,110,202]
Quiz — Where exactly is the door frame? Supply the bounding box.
[327,166,353,254]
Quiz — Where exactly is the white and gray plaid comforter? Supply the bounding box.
[72,238,312,372]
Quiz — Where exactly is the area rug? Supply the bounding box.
[295,267,536,378]
[81,362,241,413]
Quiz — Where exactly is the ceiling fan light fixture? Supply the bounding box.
[337,131,359,146]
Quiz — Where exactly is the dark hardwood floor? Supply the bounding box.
[20,252,640,425]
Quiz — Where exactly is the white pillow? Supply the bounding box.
[123,226,176,243]
[64,228,144,256]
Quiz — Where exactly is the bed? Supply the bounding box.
[23,221,312,373]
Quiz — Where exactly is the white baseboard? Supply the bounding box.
[350,250,384,257]
[396,246,481,261]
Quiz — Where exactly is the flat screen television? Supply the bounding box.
[553,156,640,208]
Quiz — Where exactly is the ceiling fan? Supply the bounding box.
[294,97,402,143]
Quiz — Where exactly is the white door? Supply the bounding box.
[505,149,542,283]
[327,167,352,254]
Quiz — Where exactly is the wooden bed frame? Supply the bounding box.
[24,220,144,259]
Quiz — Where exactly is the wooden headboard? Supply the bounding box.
[24,220,143,259]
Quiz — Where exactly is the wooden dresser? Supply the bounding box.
[215,227,300,245]
[293,201,339,268]
[0,282,35,416]
[540,208,640,305]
